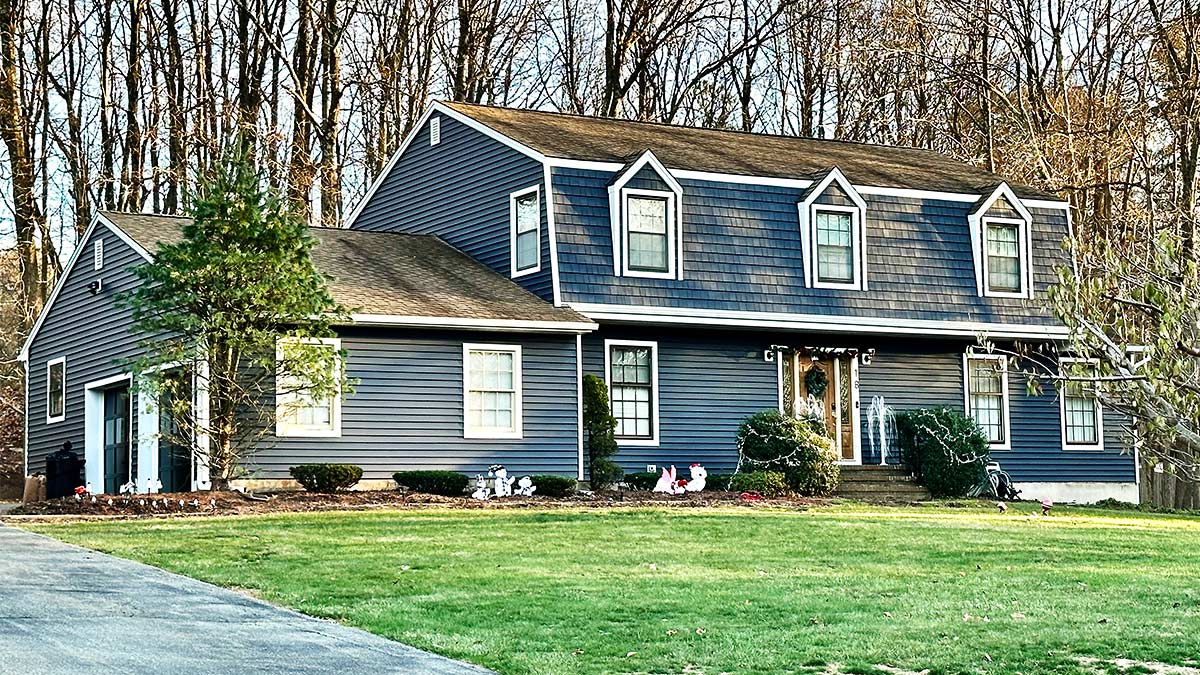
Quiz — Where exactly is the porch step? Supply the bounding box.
[835,465,931,502]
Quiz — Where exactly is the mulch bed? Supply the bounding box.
[4,489,830,521]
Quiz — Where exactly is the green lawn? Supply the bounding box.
[24,503,1200,675]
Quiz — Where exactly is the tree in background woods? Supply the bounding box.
[121,146,351,489]
[0,0,1194,490]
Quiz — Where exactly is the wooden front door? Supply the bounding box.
[783,353,860,464]
[102,386,131,494]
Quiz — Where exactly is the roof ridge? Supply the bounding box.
[443,101,953,158]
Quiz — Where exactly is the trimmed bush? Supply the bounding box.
[729,471,790,498]
[896,407,989,498]
[583,374,622,489]
[705,474,734,491]
[736,410,840,496]
[289,464,363,493]
[531,474,577,498]
[624,471,659,491]
[392,470,469,496]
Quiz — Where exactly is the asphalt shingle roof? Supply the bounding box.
[102,211,592,327]
[443,102,1052,200]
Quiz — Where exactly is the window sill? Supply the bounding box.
[616,437,659,447]
[813,279,862,291]
[276,427,342,438]
[1062,443,1104,452]
[464,430,524,440]
[983,289,1029,299]
[512,265,540,279]
[46,415,65,425]
[623,268,674,280]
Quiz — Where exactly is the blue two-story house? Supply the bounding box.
[20,102,1137,503]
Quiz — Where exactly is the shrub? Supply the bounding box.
[583,374,622,489]
[736,410,840,496]
[624,471,659,491]
[289,464,363,493]
[392,470,469,496]
[729,471,790,498]
[705,474,734,491]
[531,474,577,498]
[895,407,989,498]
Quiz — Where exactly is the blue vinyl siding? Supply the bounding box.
[552,167,1067,325]
[258,326,580,480]
[352,114,554,301]
[25,224,147,474]
[583,327,1133,482]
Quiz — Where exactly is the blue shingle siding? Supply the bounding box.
[625,164,672,192]
[258,326,580,480]
[581,326,1133,482]
[552,167,1068,325]
[25,224,147,473]
[984,195,1023,219]
[812,182,857,207]
[351,114,555,301]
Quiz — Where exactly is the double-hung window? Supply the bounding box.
[815,209,855,284]
[46,357,65,423]
[622,191,675,277]
[606,340,658,443]
[276,338,342,437]
[510,187,540,276]
[464,344,522,439]
[1060,358,1103,450]
[983,219,1025,295]
[965,355,1010,449]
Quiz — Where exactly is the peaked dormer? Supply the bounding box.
[607,150,684,280]
[797,167,868,290]
[968,183,1034,298]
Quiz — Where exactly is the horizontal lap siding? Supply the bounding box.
[26,225,147,473]
[352,115,554,301]
[255,327,579,479]
[859,343,1134,482]
[552,167,1066,326]
[583,327,779,473]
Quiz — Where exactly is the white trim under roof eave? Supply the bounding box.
[567,302,1069,340]
[17,213,153,363]
[346,313,596,334]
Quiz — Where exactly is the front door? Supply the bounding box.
[103,386,131,493]
[158,374,193,493]
[783,353,860,464]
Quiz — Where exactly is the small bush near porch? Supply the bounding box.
[25,504,1200,675]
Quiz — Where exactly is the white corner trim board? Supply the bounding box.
[1012,481,1138,505]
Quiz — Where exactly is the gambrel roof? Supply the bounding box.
[102,212,593,330]
[443,101,1054,200]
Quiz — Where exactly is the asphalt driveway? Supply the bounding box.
[0,524,494,674]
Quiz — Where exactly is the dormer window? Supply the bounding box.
[509,186,541,277]
[624,191,673,274]
[798,168,867,290]
[969,183,1033,298]
[608,150,683,280]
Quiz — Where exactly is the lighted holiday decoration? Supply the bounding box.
[515,476,537,496]
[685,464,707,492]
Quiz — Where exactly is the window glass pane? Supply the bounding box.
[515,193,538,232]
[514,192,539,271]
[967,358,1006,444]
[516,229,538,270]
[467,349,517,433]
[627,197,669,272]
[986,223,1021,291]
[610,345,655,438]
[47,362,64,418]
[1063,364,1100,445]
[815,211,854,283]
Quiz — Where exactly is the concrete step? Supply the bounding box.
[838,471,918,483]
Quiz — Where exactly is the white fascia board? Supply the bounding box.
[569,302,1070,339]
[347,313,596,334]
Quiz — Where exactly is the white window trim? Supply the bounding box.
[796,167,868,290]
[962,353,1011,451]
[981,216,1031,298]
[509,185,541,278]
[607,150,684,280]
[604,339,660,446]
[46,356,66,424]
[275,337,343,438]
[93,239,104,271]
[620,188,678,280]
[809,204,864,290]
[1059,357,1104,451]
[968,182,1034,298]
[463,343,523,440]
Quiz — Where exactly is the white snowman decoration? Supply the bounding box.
[490,465,516,498]
[515,476,537,496]
[471,475,491,500]
[685,463,707,492]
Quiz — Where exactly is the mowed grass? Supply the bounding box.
[24,503,1200,675]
